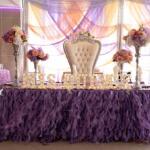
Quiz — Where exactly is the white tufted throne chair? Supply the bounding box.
[63,36,101,75]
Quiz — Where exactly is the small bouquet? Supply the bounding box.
[123,24,150,47]
[69,30,95,40]
[26,47,49,62]
[94,68,100,72]
[113,49,133,63]
[0,25,27,45]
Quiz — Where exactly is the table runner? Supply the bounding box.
[0,88,150,144]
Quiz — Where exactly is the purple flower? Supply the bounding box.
[28,50,33,55]
[139,37,146,46]
[37,47,43,52]
[42,56,47,61]
[142,27,150,37]
[3,33,10,43]
[132,35,138,41]
[30,56,37,62]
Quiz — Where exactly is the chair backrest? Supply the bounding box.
[63,36,101,74]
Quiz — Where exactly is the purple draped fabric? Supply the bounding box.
[49,4,104,35]
[0,88,150,144]
[29,4,115,57]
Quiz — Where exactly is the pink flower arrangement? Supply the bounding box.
[26,47,49,62]
[113,49,133,63]
[0,25,27,45]
[69,30,95,40]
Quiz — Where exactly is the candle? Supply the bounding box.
[0,69,11,85]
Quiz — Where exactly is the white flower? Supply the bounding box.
[13,25,24,37]
[13,25,21,32]
[125,35,135,47]
[13,35,23,45]
[15,30,23,36]
[142,32,147,38]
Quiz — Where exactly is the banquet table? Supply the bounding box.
[0,87,150,144]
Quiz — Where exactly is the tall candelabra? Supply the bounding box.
[34,60,39,85]
[12,44,21,87]
[132,45,141,89]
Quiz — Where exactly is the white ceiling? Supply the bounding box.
[0,0,22,8]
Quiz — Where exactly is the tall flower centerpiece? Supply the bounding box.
[113,49,133,74]
[0,25,27,87]
[26,47,49,85]
[123,24,150,89]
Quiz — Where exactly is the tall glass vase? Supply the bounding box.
[34,60,39,85]
[12,44,21,87]
[118,62,124,74]
[118,61,124,82]
[132,45,141,89]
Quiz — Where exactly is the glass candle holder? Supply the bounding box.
[0,64,3,70]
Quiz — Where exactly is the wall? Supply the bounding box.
[0,8,21,80]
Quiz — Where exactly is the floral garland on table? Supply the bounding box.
[113,49,133,63]
[0,25,27,45]
[26,47,49,62]
[123,24,150,47]
[69,30,95,40]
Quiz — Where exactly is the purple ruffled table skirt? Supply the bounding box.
[0,88,150,144]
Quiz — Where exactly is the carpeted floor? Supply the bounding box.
[0,141,149,150]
